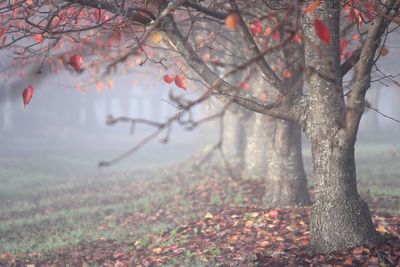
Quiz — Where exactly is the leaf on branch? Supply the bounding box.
[313,18,330,44]
[282,69,292,79]
[225,13,239,29]
[293,33,302,44]
[69,54,84,72]
[1,35,7,47]
[380,47,389,56]
[150,32,163,44]
[175,75,187,90]
[34,34,44,42]
[240,82,250,91]
[340,38,348,55]
[22,85,33,109]
[163,74,175,84]
[250,20,263,36]
[305,1,321,14]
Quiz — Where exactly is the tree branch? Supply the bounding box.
[162,15,300,122]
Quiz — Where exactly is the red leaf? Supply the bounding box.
[240,82,250,91]
[69,54,83,72]
[250,20,263,36]
[34,34,44,42]
[1,35,6,47]
[22,85,33,108]
[313,18,330,44]
[293,33,302,44]
[340,38,348,55]
[94,9,101,22]
[163,74,175,84]
[0,28,7,38]
[269,209,279,219]
[175,75,186,90]
[272,31,280,41]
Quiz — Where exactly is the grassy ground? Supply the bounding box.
[0,142,399,265]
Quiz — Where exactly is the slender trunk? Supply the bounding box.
[3,81,13,131]
[361,88,380,137]
[222,108,245,167]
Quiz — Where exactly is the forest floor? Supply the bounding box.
[0,143,399,266]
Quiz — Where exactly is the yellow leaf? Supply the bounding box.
[204,212,214,219]
[244,220,254,227]
[152,247,162,254]
[150,31,163,44]
[107,79,114,88]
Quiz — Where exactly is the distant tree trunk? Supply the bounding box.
[222,107,246,168]
[264,118,310,207]
[244,113,309,206]
[2,81,13,131]
[243,82,309,207]
[83,93,98,129]
[243,112,268,178]
[390,87,400,121]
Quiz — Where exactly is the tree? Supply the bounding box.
[160,0,399,252]
[1,0,399,253]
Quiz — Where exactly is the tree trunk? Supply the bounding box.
[222,108,245,167]
[243,79,309,207]
[243,107,310,206]
[308,135,381,252]
[303,0,380,252]
[263,118,310,207]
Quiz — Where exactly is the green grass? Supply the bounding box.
[0,142,399,257]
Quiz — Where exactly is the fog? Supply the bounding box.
[0,60,213,179]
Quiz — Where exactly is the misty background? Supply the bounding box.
[0,44,399,179]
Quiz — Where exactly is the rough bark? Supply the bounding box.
[308,137,380,252]
[243,88,310,207]
[302,0,382,252]
[242,112,268,178]
[263,118,310,207]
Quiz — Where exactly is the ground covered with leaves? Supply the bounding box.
[0,144,399,266]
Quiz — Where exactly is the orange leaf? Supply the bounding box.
[314,18,330,44]
[282,69,292,79]
[380,47,389,56]
[225,13,239,29]
[305,1,321,14]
